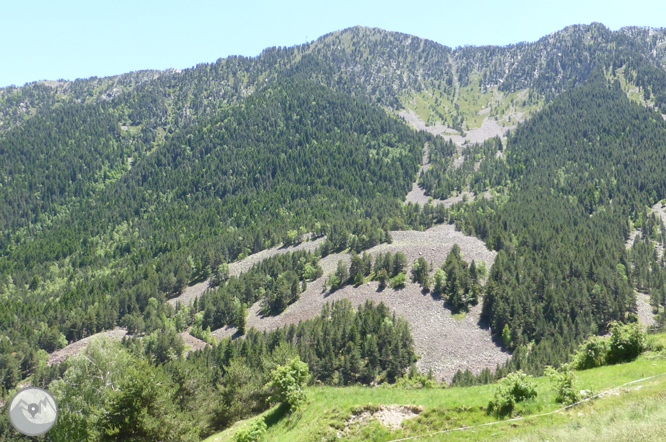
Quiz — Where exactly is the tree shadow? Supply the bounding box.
[323,287,336,298]
[475,313,507,349]
[442,299,471,316]
[264,403,290,428]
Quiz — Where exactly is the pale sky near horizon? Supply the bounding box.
[2,0,665,88]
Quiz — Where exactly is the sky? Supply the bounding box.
[2,0,666,88]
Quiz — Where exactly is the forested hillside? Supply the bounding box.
[0,78,458,394]
[2,22,666,441]
[422,71,666,374]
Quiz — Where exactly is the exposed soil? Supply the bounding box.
[168,237,325,307]
[47,328,127,366]
[344,405,422,434]
[213,223,508,382]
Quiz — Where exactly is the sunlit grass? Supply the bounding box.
[205,343,666,442]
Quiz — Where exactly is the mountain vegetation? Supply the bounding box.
[1,22,666,440]
[424,71,666,377]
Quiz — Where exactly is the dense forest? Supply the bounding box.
[0,78,457,400]
[423,71,666,375]
[2,22,666,440]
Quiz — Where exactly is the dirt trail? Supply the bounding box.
[168,237,325,307]
[213,223,508,382]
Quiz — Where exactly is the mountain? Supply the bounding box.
[3,23,666,132]
[1,22,666,441]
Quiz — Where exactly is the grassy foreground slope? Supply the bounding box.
[206,346,666,442]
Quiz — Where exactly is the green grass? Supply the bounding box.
[398,79,544,132]
[204,344,666,442]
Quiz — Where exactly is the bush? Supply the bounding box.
[571,322,646,369]
[545,364,580,405]
[487,371,537,417]
[326,273,341,291]
[235,419,267,442]
[265,356,310,410]
[389,272,407,289]
[393,365,439,389]
[571,335,609,370]
[607,321,645,364]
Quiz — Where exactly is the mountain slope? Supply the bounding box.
[0,79,454,382]
[419,71,666,371]
[3,23,666,136]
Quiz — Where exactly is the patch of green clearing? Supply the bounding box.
[205,343,666,442]
[399,78,543,132]
[607,65,656,108]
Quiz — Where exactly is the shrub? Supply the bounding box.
[393,366,438,389]
[265,356,310,410]
[607,321,646,364]
[235,419,267,442]
[571,322,646,370]
[487,371,537,417]
[389,272,407,289]
[571,335,609,370]
[545,364,580,405]
[326,273,341,291]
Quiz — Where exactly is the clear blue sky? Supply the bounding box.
[2,0,665,88]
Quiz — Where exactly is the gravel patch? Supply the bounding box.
[180,331,210,355]
[441,117,514,146]
[404,142,490,208]
[48,328,127,366]
[214,223,507,382]
[625,229,641,249]
[345,405,422,433]
[398,110,458,137]
[452,154,465,170]
[651,201,666,225]
[168,237,325,307]
[636,292,657,329]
